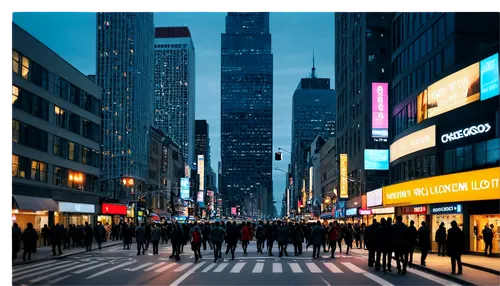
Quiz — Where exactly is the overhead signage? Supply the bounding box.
[58,202,95,214]
[197,155,205,191]
[441,123,492,144]
[430,203,463,214]
[372,82,389,138]
[370,207,395,214]
[383,167,500,206]
[101,203,127,215]
[390,125,436,162]
[402,205,427,215]
[231,207,237,215]
[364,149,389,170]
[480,53,499,101]
[180,177,190,199]
[346,207,358,216]
[367,188,383,207]
[358,209,372,215]
[340,154,348,199]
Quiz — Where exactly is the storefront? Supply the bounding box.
[12,195,58,232]
[58,201,96,226]
[345,207,361,224]
[383,167,500,254]
[99,203,127,225]
[430,202,464,252]
[401,205,428,227]
[333,201,346,223]
[367,207,395,224]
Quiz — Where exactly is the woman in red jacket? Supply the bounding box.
[240,222,253,256]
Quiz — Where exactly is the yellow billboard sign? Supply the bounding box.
[383,167,500,206]
[340,154,348,199]
[390,125,436,163]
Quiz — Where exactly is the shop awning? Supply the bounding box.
[13,195,58,212]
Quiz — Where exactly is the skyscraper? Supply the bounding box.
[154,27,195,168]
[291,63,336,208]
[221,12,273,217]
[97,13,155,199]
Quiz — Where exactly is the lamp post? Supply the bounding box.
[275,168,290,217]
[122,178,136,225]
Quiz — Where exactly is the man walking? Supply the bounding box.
[310,221,325,259]
[225,221,239,260]
[135,223,146,255]
[190,222,203,262]
[391,215,409,275]
[256,221,267,254]
[418,221,431,266]
[447,221,464,275]
[12,223,22,259]
[407,220,418,268]
[276,221,290,257]
[327,222,340,258]
[211,221,225,263]
[151,223,161,255]
[482,224,493,257]
[94,221,106,250]
[365,219,378,267]
[51,223,63,255]
[84,222,93,251]
[265,220,276,256]
[435,222,447,256]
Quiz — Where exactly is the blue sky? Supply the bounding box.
[13,12,335,211]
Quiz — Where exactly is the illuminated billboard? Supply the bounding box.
[197,155,205,191]
[480,53,499,101]
[340,154,348,199]
[197,191,205,208]
[364,149,389,170]
[390,125,436,163]
[372,83,389,138]
[417,90,428,123]
[180,177,190,199]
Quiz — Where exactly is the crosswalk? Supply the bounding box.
[12,257,375,285]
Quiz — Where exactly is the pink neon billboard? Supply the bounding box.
[372,82,389,138]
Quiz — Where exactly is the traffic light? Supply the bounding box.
[275,152,283,161]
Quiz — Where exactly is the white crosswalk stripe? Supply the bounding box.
[324,262,343,273]
[12,260,59,273]
[127,262,154,272]
[12,260,73,277]
[230,262,246,273]
[46,274,72,285]
[12,262,80,282]
[213,263,228,272]
[155,263,177,273]
[289,263,303,273]
[144,262,166,272]
[174,263,192,272]
[272,263,282,273]
[252,262,264,273]
[85,261,136,279]
[72,262,109,274]
[30,262,94,283]
[306,262,322,273]
[201,263,216,273]
[341,262,365,273]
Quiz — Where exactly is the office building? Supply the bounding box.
[385,12,499,254]
[154,27,195,168]
[97,12,155,200]
[221,12,273,217]
[12,23,101,229]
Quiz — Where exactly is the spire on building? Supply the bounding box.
[311,50,316,78]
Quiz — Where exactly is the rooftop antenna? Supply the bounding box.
[311,50,316,79]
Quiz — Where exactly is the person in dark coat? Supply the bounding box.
[225,221,239,260]
[211,221,225,263]
[337,224,344,253]
[61,225,69,249]
[170,223,184,261]
[144,222,152,251]
[482,224,494,257]
[181,223,190,253]
[380,217,393,272]
[122,223,131,250]
[364,219,378,267]
[202,223,213,251]
[447,221,464,275]
[21,223,38,261]
[327,222,340,258]
[50,223,63,255]
[276,220,290,257]
[41,224,50,246]
[374,218,386,271]
[344,223,354,255]
[84,222,94,251]
[291,223,304,256]
[94,221,106,249]
[135,222,146,255]
[418,221,431,266]
[407,220,418,268]
[255,221,267,254]
[354,223,362,249]
[435,222,447,256]
[151,223,161,255]
[391,215,409,275]
[265,220,276,256]
[12,223,22,259]
[310,221,325,259]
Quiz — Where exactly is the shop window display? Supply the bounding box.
[471,215,500,254]
[432,214,463,252]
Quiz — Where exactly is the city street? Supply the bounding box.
[13,242,458,286]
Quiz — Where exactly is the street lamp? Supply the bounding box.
[122,178,137,225]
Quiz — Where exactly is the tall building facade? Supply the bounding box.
[291,65,336,210]
[154,27,195,168]
[385,13,499,254]
[12,23,101,229]
[334,13,392,207]
[97,13,155,200]
[221,12,273,217]
[195,120,209,165]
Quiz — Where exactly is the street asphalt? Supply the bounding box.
[12,241,460,285]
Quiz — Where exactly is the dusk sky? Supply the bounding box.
[13,12,335,209]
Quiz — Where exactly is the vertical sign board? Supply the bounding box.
[480,53,500,101]
[197,155,205,191]
[372,83,389,138]
[180,177,190,199]
[340,154,348,199]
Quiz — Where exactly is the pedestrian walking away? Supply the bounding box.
[94,221,106,249]
[435,222,447,256]
[447,220,465,275]
[84,222,93,251]
[327,222,340,258]
[12,223,22,260]
[418,221,431,266]
[240,222,253,256]
[276,220,290,257]
[482,224,494,257]
[135,223,146,255]
[255,220,267,254]
[310,221,325,259]
[211,221,225,263]
[190,222,203,263]
[407,220,418,268]
[21,222,38,261]
[391,215,409,275]
[50,223,64,255]
[151,223,161,255]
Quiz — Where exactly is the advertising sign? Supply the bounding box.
[197,155,205,191]
[430,203,463,214]
[58,202,95,213]
[372,82,389,138]
[364,149,389,170]
[101,203,127,215]
[358,209,372,215]
[367,188,383,207]
[371,207,395,214]
[417,90,428,123]
[334,201,345,218]
[383,167,500,206]
[197,191,204,202]
[340,154,348,199]
[231,207,237,215]
[180,177,190,199]
[346,208,358,216]
[480,53,499,101]
[402,205,427,215]
[390,125,436,163]
[440,123,492,144]
[426,62,480,119]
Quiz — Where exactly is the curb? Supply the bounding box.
[462,262,500,276]
[13,241,125,266]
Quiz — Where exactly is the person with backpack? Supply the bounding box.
[255,220,266,254]
[211,221,225,263]
[190,222,203,263]
[328,222,340,258]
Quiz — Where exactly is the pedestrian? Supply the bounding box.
[94,221,106,249]
[417,221,431,266]
[374,218,386,271]
[435,222,447,256]
[170,223,183,261]
[202,223,213,251]
[291,222,304,256]
[190,222,202,262]
[256,220,267,254]
[122,223,131,250]
[41,224,50,246]
[482,224,493,257]
[151,223,161,255]
[361,223,366,250]
[12,223,22,260]
[145,222,152,251]
[21,223,38,261]
[211,221,225,263]
[84,222,93,251]
[354,222,362,249]
[61,225,69,249]
[407,220,418,268]
[240,222,252,256]
[380,217,393,272]
[337,224,344,253]
[265,220,276,256]
[135,223,146,255]
[225,221,238,260]
[50,223,63,256]
[391,215,409,275]
[447,221,464,275]
[276,220,290,257]
[323,223,330,252]
[364,219,378,267]
[344,223,354,255]
[327,222,340,258]
[161,224,167,245]
[310,221,325,259]
[182,223,190,254]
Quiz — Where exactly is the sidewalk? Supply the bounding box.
[12,240,124,266]
[347,247,500,286]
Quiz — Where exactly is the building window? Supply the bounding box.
[487,138,500,166]
[69,113,81,134]
[53,136,61,156]
[12,50,20,74]
[54,106,66,128]
[68,141,75,161]
[368,54,375,62]
[53,166,63,186]
[12,85,19,104]
[82,147,88,164]
[444,149,454,174]
[21,56,30,80]
[30,160,47,182]
[12,155,19,177]
[443,44,455,70]
[475,141,487,166]
[12,120,19,143]
[438,16,446,44]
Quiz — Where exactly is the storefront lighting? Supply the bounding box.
[13,209,19,214]
[122,178,127,185]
